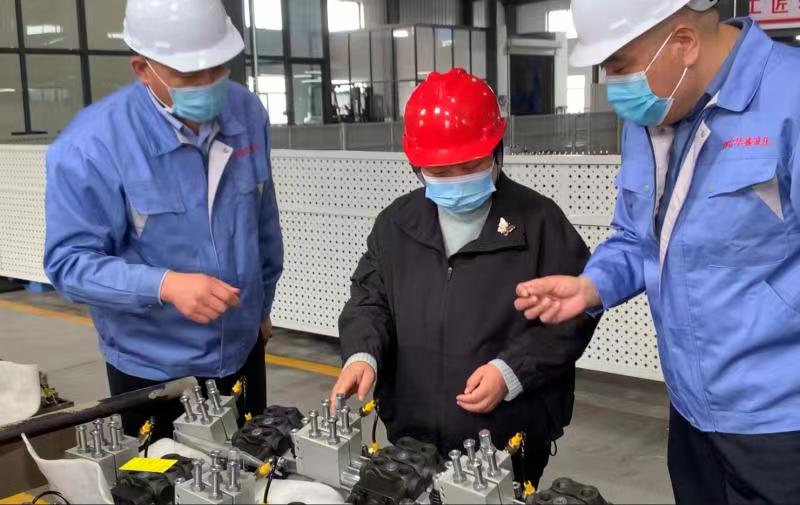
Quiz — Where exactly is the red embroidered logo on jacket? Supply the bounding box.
[723,136,770,149]
[232,145,260,158]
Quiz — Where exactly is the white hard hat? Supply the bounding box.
[569,0,718,67]
[123,0,245,73]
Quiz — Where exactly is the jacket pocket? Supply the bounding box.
[616,166,654,237]
[125,182,193,269]
[696,158,787,268]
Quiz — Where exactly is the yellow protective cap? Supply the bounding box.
[139,420,152,436]
[244,412,253,422]
[524,481,536,498]
[257,462,272,477]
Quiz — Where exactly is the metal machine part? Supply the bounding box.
[65,417,138,486]
[231,406,304,461]
[174,456,256,505]
[529,478,609,505]
[347,437,445,505]
[174,396,228,443]
[464,439,477,468]
[112,453,194,505]
[435,432,516,504]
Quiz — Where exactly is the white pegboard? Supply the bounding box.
[0,146,49,284]
[0,146,661,381]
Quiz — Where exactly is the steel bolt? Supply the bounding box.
[75,425,88,453]
[309,410,321,438]
[449,450,466,483]
[180,395,197,422]
[463,439,477,468]
[473,459,488,491]
[90,429,105,458]
[327,417,340,445]
[486,448,500,477]
[227,449,241,492]
[192,459,206,491]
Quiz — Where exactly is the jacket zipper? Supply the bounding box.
[202,147,226,376]
[437,259,454,449]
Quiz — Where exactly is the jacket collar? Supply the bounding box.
[133,81,246,157]
[394,173,527,256]
[714,17,773,113]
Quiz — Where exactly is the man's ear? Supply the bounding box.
[130,56,150,85]
[672,24,701,67]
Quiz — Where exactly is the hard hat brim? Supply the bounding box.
[403,122,507,168]
[569,37,626,68]
[125,17,245,73]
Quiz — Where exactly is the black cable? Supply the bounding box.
[143,416,156,458]
[262,457,277,504]
[31,490,71,504]
[370,399,380,444]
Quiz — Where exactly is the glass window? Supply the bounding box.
[27,55,83,135]
[547,10,577,39]
[0,55,24,141]
[435,28,453,73]
[90,56,134,102]
[454,29,470,71]
[247,63,288,125]
[333,83,352,121]
[471,30,487,79]
[292,64,323,125]
[416,27,434,80]
[567,74,586,114]
[85,0,127,50]
[472,0,487,28]
[328,0,362,32]
[370,82,394,122]
[290,0,323,58]
[22,0,79,49]
[0,0,17,48]
[244,0,283,57]
[350,82,368,122]
[330,32,349,84]
[397,81,417,117]
[393,27,415,81]
[349,31,370,83]
[371,30,392,83]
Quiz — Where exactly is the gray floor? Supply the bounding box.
[0,290,675,503]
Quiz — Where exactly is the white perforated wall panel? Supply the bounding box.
[0,146,49,284]
[0,146,661,381]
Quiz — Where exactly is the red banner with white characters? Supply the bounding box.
[750,0,800,29]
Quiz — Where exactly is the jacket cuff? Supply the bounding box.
[137,267,169,308]
[581,269,614,312]
[489,359,524,402]
[344,353,378,375]
[262,283,277,322]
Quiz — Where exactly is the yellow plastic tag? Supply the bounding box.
[120,457,178,474]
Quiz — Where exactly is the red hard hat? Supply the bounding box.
[403,68,506,168]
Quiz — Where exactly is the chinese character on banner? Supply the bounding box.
[754,137,763,146]
[772,0,789,13]
[750,0,762,13]
[745,137,754,146]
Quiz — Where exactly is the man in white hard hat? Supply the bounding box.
[44,0,283,439]
[515,1,800,503]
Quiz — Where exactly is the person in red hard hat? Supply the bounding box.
[329,68,599,485]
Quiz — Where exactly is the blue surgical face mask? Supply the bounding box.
[422,164,496,213]
[147,60,229,123]
[606,32,688,126]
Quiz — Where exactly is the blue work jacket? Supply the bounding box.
[584,19,800,434]
[44,81,283,381]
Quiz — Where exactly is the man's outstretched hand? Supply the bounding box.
[514,275,601,324]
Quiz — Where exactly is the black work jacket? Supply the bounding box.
[339,174,599,454]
